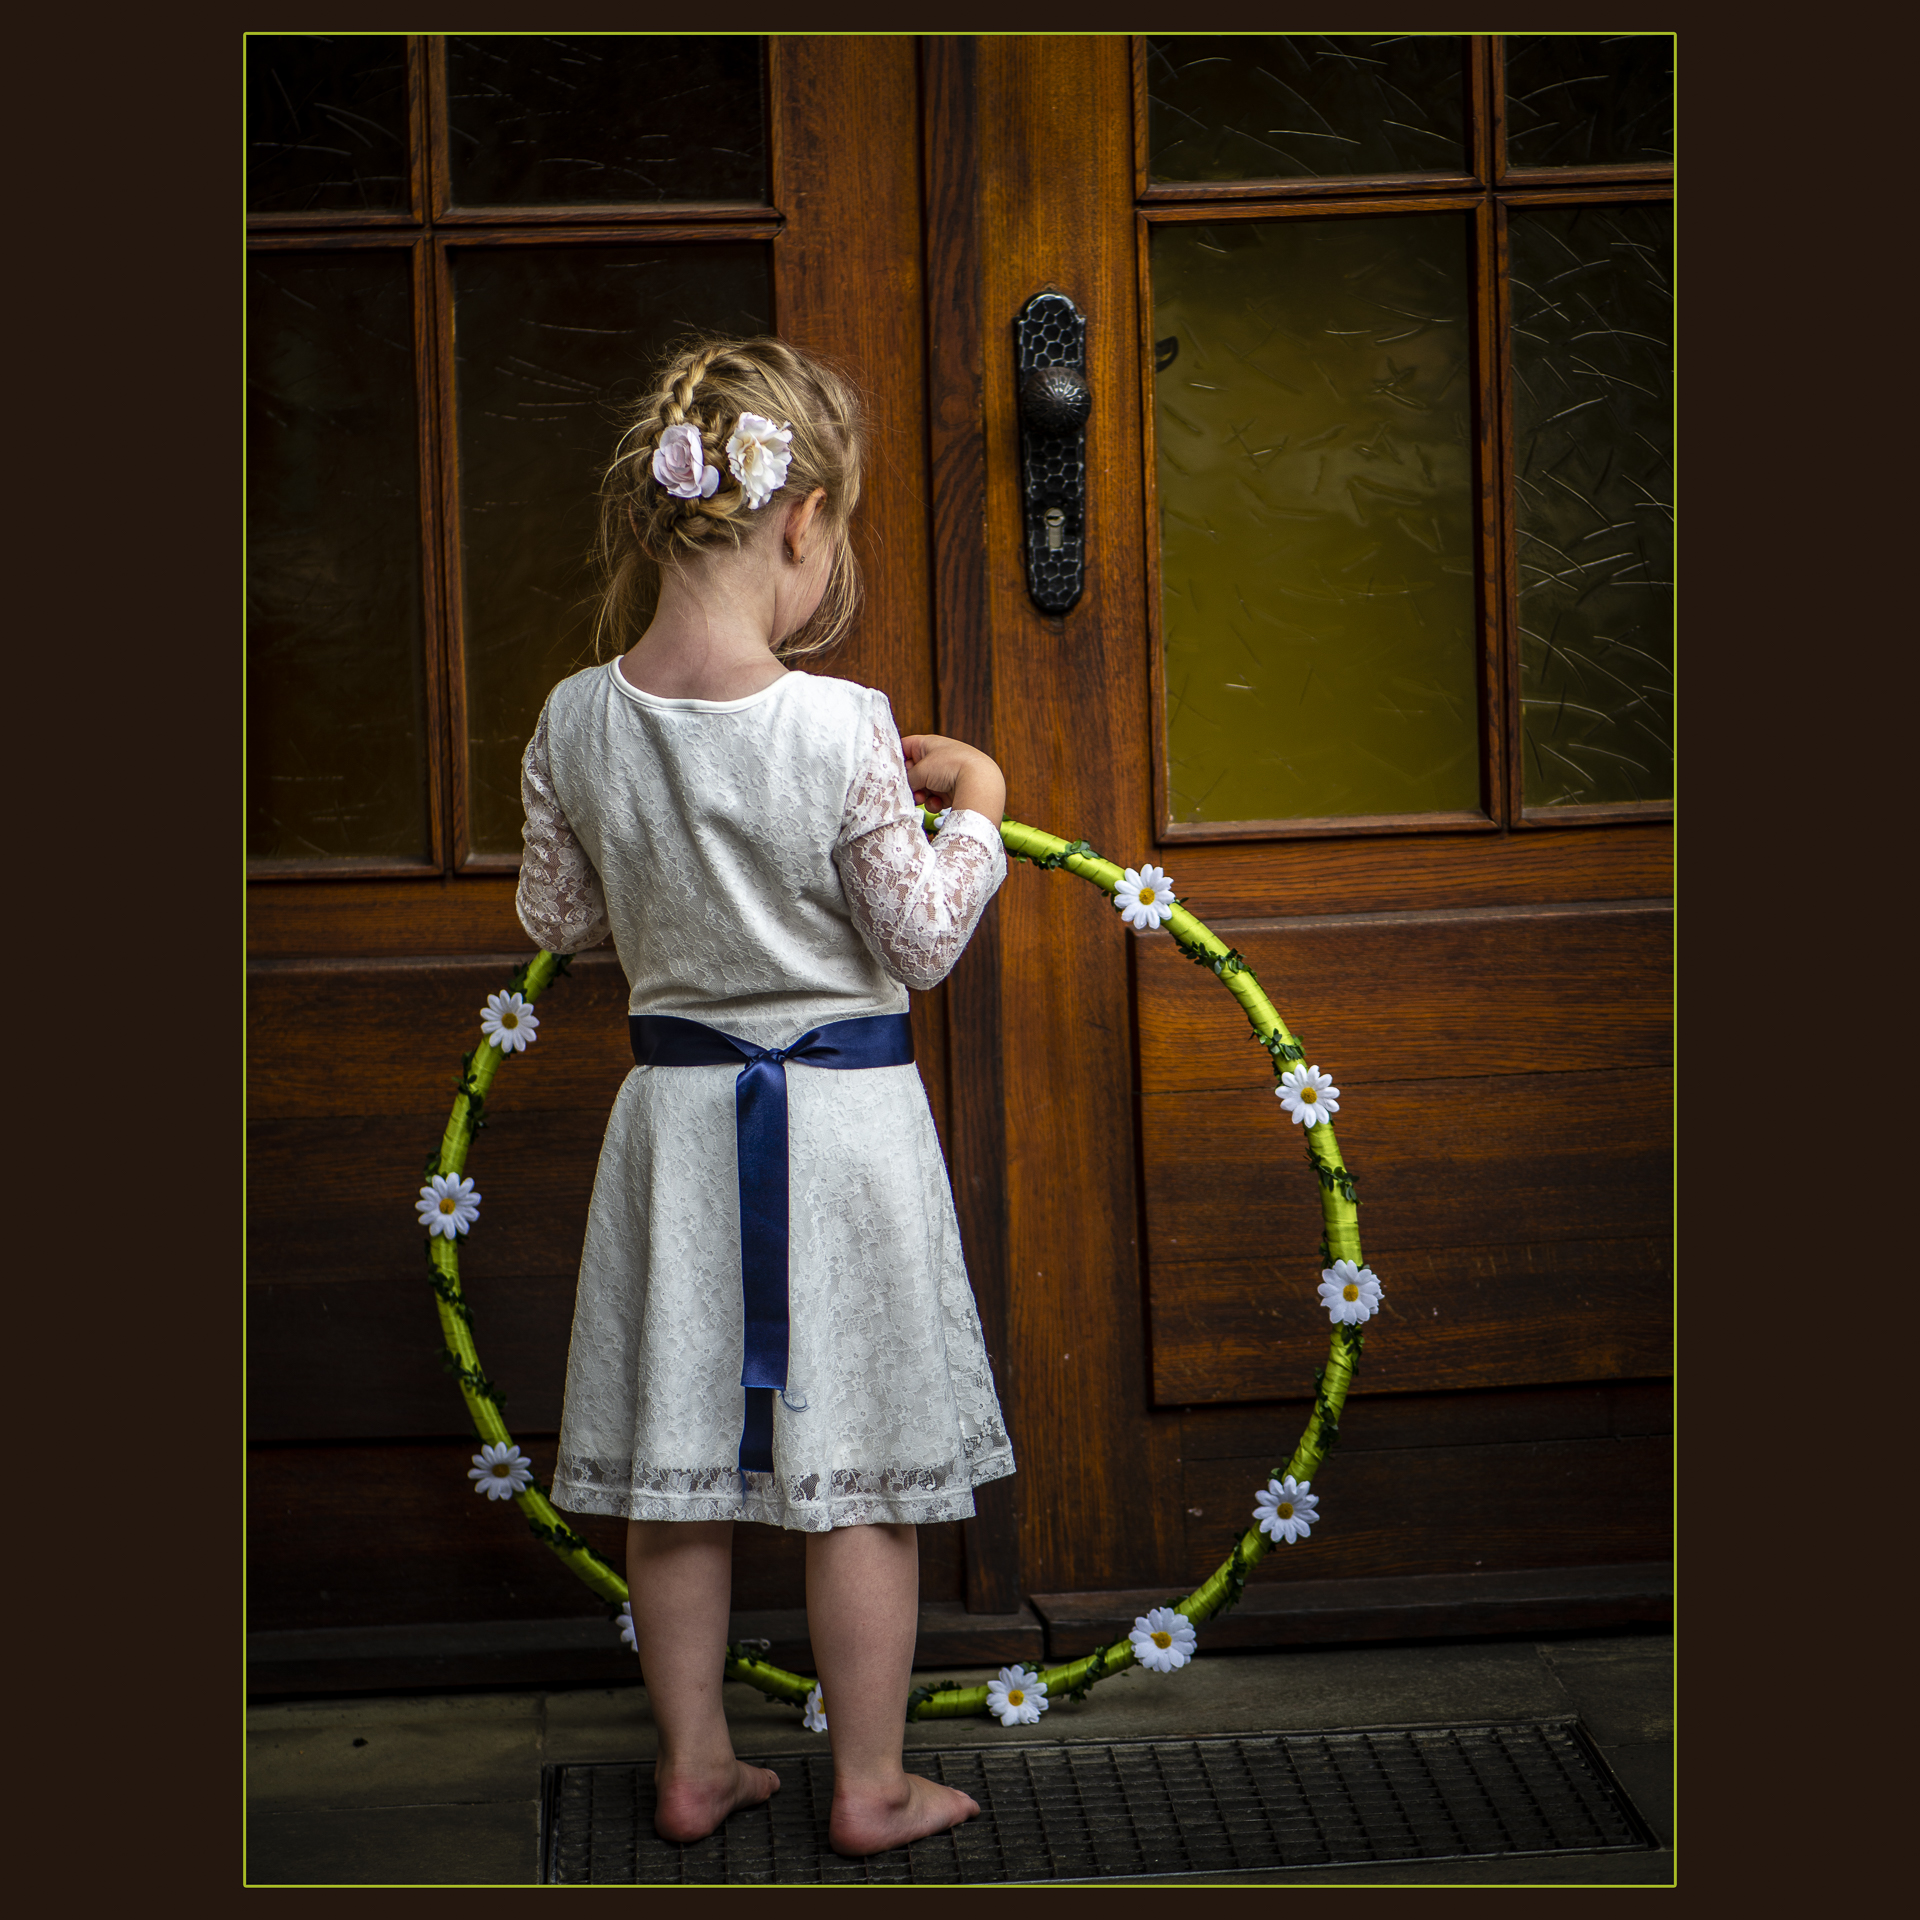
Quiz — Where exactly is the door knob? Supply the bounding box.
[1015,291,1089,616]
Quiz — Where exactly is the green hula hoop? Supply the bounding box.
[420,811,1367,1720]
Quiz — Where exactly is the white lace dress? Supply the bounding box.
[516,661,1014,1531]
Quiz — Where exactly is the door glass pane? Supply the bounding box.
[248,250,430,862]
[1504,36,1674,169]
[447,36,767,207]
[1511,202,1673,808]
[452,243,773,855]
[1152,216,1480,827]
[1146,35,1468,184]
[247,35,412,216]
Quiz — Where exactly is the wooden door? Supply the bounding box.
[928,35,1672,1641]
[246,35,975,1689]
[248,34,1673,1693]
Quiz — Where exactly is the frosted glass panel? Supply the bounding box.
[452,243,772,855]
[1511,203,1673,808]
[247,36,411,216]
[447,36,766,206]
[1152,216,1480,826]
[1504,36,1674,169]
[1147,35,1468,183]
[248,250,430,862]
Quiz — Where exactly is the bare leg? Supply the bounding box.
[627,1518,780,1843]
[806,1521,980,1856]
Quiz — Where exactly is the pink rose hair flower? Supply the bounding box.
[652,421,720,500]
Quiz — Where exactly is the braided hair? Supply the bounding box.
[594,335,865,662]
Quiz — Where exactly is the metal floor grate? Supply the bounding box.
[540,1719,1656,1884]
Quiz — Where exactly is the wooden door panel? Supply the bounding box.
[248,953,634,1119]
[969,35,1182,1596]
[1151,1236,1670,1404]
[249,1271,579,1441]
[249,1109,601,1283]
[1137,898,1671,1407]
[1144,1068,1673,1257]
[1136,901,1672,1092]
[1143,1065,1670,1404]
[1180,1430,1672,1586]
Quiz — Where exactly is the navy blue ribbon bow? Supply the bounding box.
[628,1010,916,1473]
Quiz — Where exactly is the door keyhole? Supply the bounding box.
[1044,507,1066,551]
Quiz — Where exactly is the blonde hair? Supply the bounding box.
[594,335,865,663]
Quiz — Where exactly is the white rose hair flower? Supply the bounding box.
[617,1603,637,1653]
[468,1441,533,1502]
[651,420,720,500]
[1275,1064,1340,1127]
[416,1172,480,1239]
[480,990,539,1053]
[1253,1475,1320,1545]
[1128,1606,1197,1673]
[1318,1258,1383,1326]
[803,1684,829,1733]
[986,1665,1050,1727]
[1114,864,1177,931]
[726,412,794,509]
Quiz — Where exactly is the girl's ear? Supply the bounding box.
[786,486,829,561]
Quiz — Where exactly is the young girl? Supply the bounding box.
[515,336,1011,1857]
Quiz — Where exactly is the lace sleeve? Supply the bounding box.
[515,701,611,954]
[833,695,1007,991]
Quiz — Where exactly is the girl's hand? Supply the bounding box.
[900,734,1007,827]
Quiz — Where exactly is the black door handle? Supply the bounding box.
[1015,291,1090,616]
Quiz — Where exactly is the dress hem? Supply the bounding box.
[551,1449,1016,1532]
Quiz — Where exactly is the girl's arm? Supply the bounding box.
[834,698,1007,992]
[515,702,612,954]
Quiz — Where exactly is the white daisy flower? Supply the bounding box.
[468,1441,532,1501]
[1253,1475,1320,1545]
[803,1684,828,1733]
[726,412,794,509]
[480,990,539,1053]
[416,1172,480,1239]
[1275,1064,1340,1127]
[1318,1259,1383,1326]
[1128,1606,1197,1673]
[1113,864,1177,931]
[985,1665,1050,1727]
[617,1603,637,1652]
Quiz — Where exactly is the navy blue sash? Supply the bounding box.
[628,1010,916,1473]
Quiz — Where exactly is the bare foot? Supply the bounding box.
[829,1773,980,1857]
[653,1759,781,1843]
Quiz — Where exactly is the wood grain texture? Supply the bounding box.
[247,876,533,955]
[1145,1069,1672,1260]
[247,953,634,1119]
[250,1110,602,1284]
[249,1271,580,1441]
[247,1443,965,1632]
[1154,821,1670,916]
[1151,1237,1670,1404]
[1176,1377,1671,1458]
[1137,901,1672,1093]
[1181,1430,1672,1586]
[920,37,1022,1615]
[973,35,1182,1595]
[1031,1562,1669,1657]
